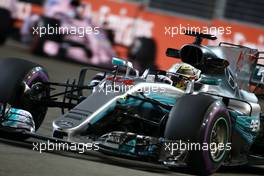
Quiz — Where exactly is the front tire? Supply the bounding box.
[0,58,49,130]
[164,94,231,175]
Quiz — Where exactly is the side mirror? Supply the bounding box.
[112,57,133,68]
[112,57,139,77]
[166,48,180,58]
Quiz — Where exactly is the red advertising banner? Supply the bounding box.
[83,0,209,69]
[2,0,264,70]
[83,0,264,69]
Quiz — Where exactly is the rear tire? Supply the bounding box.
[0,8,12,45]
[164,94,231,175]
[128,37,157,71]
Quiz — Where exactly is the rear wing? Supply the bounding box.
[209,44,258,91]
[216,43,264,93]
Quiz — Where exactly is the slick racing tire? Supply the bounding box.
[0,58,49,130]
[0,8,12,45]
[164,94,231,175]
[128,37,157,71]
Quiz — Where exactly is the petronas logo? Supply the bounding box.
[250,120,260,132]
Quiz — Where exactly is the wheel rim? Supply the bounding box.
[22,67,49,129]
[209,117,229,162]
[27,81,49,129]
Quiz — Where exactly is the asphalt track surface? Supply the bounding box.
[0,40,264,176]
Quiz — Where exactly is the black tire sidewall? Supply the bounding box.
[164,94,231,175]
[189,101,231,175]
[20,69,49,130]
[128,37,157,71]
[0,8,12,45]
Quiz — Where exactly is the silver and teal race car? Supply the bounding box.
[0,31,264,175]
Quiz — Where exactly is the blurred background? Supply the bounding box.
[1,1,264,176]
[0,0,263,71]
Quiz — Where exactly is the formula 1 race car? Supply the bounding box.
[1,31,264,175]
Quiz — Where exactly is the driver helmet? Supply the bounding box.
[167,63,201,90]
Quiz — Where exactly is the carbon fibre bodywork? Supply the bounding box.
[51,59,262,167]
